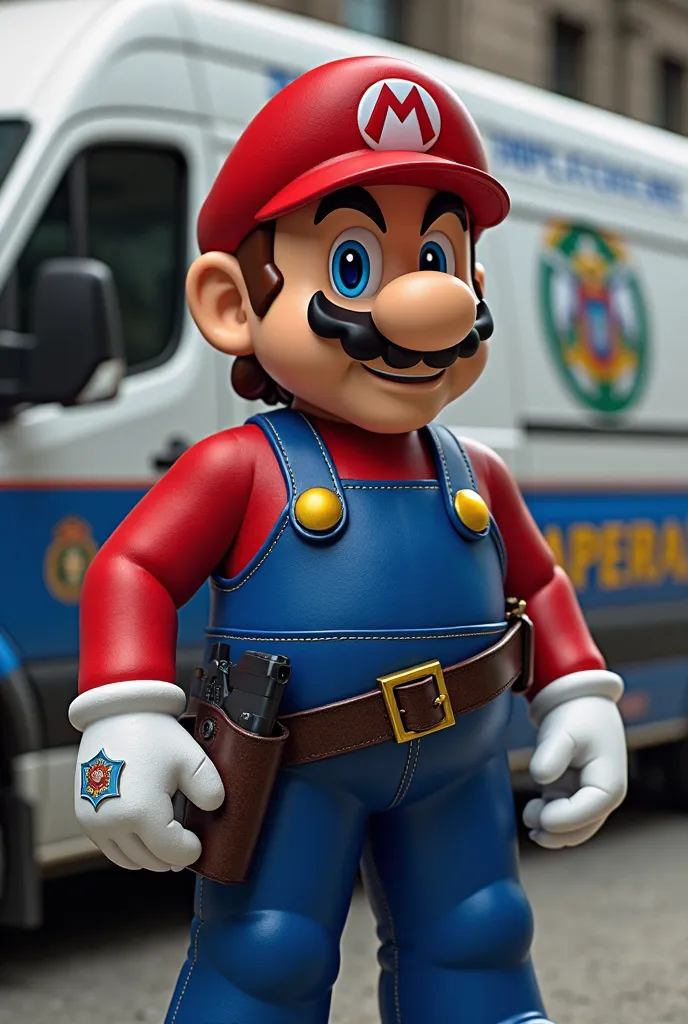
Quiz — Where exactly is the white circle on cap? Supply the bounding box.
[357,78,441,153]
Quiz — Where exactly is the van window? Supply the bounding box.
[87,147,187,369]
[2,145,187,372]
[0,120,30,190]
[16,176,72,331]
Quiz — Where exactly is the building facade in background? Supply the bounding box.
[245,0,688,135]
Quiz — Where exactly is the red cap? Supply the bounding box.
[198,56,510,253]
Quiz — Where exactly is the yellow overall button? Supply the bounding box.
[294,487,343,532]
[454,489,489,533]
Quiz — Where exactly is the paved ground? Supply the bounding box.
[0,792,686,1023]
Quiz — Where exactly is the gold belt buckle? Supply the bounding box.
[377,660,456,743]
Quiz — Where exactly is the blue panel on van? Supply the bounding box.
[3,482,687,758]
[0,628,20,675]
[524,489,688,609]
[506,654,688,753]
[0,486,208,662]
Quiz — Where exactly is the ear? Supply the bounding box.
[186,252,254,356]
[473,262,486,298]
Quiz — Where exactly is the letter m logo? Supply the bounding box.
[357,79,441,153]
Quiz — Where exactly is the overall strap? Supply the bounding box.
[247,409,348,544]
[424,422,507,574]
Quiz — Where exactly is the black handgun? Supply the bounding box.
[194,643,291,737]
[195,642,231,707]
[174,645,291,826]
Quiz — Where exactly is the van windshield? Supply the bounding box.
[0,120,29,190]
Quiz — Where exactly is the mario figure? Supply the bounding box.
[69,58,628,1024]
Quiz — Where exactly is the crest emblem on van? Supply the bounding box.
[540,222,649,414]
[358,79,441,152]
[44,516,98,604]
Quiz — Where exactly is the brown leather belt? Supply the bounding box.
[281,615,534,766]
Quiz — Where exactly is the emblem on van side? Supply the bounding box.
[44,516,98,604]
[358,79,441,152]
[539,223,649,413]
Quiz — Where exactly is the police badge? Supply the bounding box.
[80,749,125,810]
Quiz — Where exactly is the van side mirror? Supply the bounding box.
[28,258,126,405]
[0,258,125,412]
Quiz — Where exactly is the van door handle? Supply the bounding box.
[151,436,190,471]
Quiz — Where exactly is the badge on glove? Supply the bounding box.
[80,749,125,810]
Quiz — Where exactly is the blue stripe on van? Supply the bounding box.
[0,486,208,662]
[507,654,688,752]
[524,489,688,609]
[2,484,687,751]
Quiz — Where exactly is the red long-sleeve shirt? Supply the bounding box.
[79,418,604,698]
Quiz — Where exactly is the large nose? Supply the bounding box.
[371,272,477,352]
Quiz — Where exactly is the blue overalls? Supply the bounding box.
[166,410,551,1024]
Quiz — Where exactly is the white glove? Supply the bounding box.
[524,670,627,849]
[69,681,224,872]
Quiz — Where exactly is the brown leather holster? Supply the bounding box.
[181,614,533,885]
[181,699,288,885]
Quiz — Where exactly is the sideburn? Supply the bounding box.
[235,222,284,318]
[232,222,291,406]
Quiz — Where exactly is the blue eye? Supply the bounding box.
[420,240,447,273]
[329,228,383,299]
[419,231,456,275]
[332,240,370,297]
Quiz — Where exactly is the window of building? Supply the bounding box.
[658,56,685,133]
[551,16,587,101]
[344,0,401,41]
[0,144,187,372]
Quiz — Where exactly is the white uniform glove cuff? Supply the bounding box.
[69,680,187,732]
[529,669,624,727]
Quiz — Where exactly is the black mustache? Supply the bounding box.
[307,291,494,368]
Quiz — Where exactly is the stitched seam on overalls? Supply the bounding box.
[367,853,402,1024]
[454,437,508,575]
[300,414,343,494]
[169,877,204,1022]
[437,430,507,575]
[204,628,504,642]
[388,739,421,809]
[387,741,415,809]
[492,529,507,578]
[395,739,421,806]
[342,484,440,491]
[430,426,454,498]
[454,436,478,490]
[210,518,290,593]
[263,415,298,496]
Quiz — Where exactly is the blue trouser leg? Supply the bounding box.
[165,767,367,1024]
[362,752,550,1024]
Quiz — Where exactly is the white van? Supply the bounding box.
[1,0,687,926]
